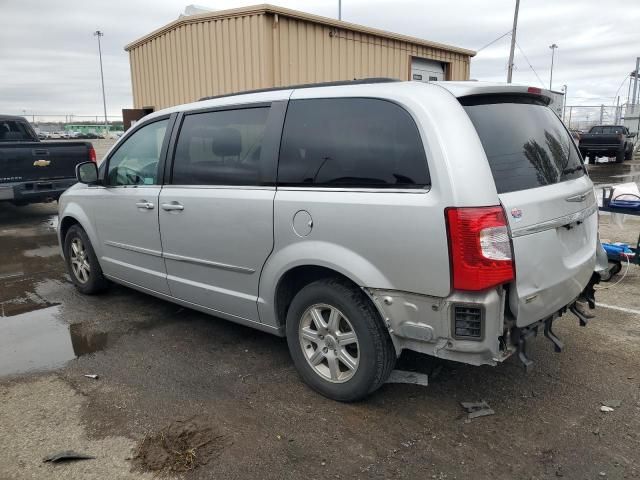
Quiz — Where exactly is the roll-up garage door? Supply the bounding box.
[411,57,444,82]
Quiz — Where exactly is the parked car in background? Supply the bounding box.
[579,125,635,163]
[0,115,96,205]
[59,80,601,401]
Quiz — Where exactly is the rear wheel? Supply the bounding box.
[285,278,396,402]
[615,149,625,163]
[64,225,109,294]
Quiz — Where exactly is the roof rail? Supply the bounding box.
[198,77,399,102]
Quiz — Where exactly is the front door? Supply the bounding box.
[158,105,281,321]
[93,117,171,294]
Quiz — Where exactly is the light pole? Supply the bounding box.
[94,30,108,134]
[338,0,341,20]
[506,0,520,83]
[549,43,558,90]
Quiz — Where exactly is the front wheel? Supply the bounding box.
[286,278,396,402]
[64,225,109,294]
[625,147,633,160]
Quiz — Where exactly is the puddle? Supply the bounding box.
[0,306,107,377]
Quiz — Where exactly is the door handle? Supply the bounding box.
[161,202,184,211]
[135,201,155,209]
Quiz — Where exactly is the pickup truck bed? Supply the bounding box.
[0,115,95,205]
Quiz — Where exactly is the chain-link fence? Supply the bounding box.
[563,104,640,134]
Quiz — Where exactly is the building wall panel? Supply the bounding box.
[128,12,471,110]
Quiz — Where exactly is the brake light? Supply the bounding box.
[445,206,515,291]
[89,146,97,163]
[527,87,542,95]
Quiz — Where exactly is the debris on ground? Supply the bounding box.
[83,374,99,380]
[43,450,95,463]
[461,401,495,420]
[601,400,621,408]
[600,406,615,413]
[386,370,429,387]
[133,417,227,473]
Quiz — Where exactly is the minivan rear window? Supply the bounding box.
[461,95,584,194]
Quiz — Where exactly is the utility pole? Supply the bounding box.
[549,43,558,90]
[633,56,640,107]
[94,30,108,135]
[506,0,520,83]
[338,0,341,20]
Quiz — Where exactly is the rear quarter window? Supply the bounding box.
[462,95,584,194]
[278,98,430,188]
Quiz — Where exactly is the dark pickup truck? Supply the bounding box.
[578,125,636,163]
[0,115,96,205]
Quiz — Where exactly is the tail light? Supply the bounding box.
[89,146,97,163]
[617,133,623,141]
[527,87,542,95]
[445,206,515,291]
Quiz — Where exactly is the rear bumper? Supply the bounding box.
[0,179,76,204]
[580,144,622,152]
[367,272,600,368]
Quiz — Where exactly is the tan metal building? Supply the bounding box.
[124,4,475,112]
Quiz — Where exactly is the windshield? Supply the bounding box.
[462,95,585,194]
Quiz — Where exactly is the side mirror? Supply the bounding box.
[76,161,99,184]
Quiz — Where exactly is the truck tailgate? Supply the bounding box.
[0,141,92,183]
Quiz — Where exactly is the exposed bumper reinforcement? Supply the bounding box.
[512,272,600,371]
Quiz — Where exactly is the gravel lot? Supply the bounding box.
[1,157,639,480]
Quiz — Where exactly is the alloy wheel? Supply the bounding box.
[70,237,91,284]
[298,303,360,383]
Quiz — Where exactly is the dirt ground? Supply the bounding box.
[1,158,639,480]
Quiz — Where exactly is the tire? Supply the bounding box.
[600,261,622,282]
[625,146,633,161]
[64,224,109,294]
[285,278,396,402]
[615,149,624,163]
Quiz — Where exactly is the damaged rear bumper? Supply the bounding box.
[511,272,600,371]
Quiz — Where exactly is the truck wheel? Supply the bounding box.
[285,278,396,402]
[64,225,109,294]
[615,149,625,163]
[625,147,633,160]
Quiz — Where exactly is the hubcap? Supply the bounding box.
[298,303,359,383]
[70,237,90,284]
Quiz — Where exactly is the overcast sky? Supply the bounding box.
[1,0,639,120]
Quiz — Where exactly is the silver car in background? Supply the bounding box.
[59,79,601,401]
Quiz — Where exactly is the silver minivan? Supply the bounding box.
[59,79,602,401]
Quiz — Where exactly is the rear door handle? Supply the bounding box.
[136,201,155,209]
[161,202,184,211]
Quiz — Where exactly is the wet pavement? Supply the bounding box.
[1,158,640,479]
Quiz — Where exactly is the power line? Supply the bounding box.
[515,41,545,88]
[475,30,512,54]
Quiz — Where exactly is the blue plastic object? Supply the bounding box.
[609,199,640,211]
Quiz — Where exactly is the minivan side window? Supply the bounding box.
[278,98,430,188]
[172,108,270,186]
[106,119,168,186]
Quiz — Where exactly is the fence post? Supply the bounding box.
[599,104,604,124]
